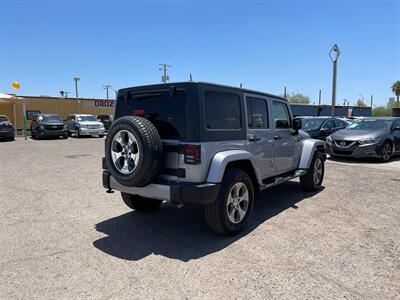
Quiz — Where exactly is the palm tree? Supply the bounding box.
[391,80,400,108]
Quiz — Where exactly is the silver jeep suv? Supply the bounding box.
[102,82,326,235]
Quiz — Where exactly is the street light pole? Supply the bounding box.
[74,77,80,113]
[329,44,341,117]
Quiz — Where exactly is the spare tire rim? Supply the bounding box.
[226,182,249,224]
[111,130,140,175]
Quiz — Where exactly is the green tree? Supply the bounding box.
[285,93,310,104]
[391,80,400,108]
[372,105,391,116]
[356,99,367,107]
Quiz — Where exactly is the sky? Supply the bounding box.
[0,0,399,106]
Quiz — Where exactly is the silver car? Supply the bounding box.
[66,114,105,138]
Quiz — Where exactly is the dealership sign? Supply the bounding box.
[84,100,115,108]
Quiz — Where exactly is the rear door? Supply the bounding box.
[271,99,297,173]
[244,94,274,178]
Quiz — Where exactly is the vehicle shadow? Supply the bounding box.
[93,181,324,262]
[328,155,400,164]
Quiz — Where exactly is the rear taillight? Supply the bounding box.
[133,110,145,116]
[184,144,201,165]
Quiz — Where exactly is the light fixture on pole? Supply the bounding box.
[12,82,27,140]
[329,44,341,117]
[73,77,80,113]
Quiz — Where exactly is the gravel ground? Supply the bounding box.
[1,137,399,299]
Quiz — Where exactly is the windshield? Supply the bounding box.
[42,115,62,122]
[0,116,9,123]
[77,115,97,122]
[301,118,326,131]
[347,119,393,131]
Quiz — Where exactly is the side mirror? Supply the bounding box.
[293,118,302,134]
[392,125,400,131]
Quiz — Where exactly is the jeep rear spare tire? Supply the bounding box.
[105,116,163,187]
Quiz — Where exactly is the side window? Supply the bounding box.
[392,119,400,128]
[204,91,241,130]
[323,120,335,129]
[334,119,346,128]
[246,97,268,129]
[272,101,291,129]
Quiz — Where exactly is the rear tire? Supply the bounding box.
[300,151,325,191]
[121,193,162,212]
[205,169,254,235]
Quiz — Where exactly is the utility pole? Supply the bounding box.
[74,77,80,114]
[159,63,171,83]
[103,84,112,100]
[318,89,322,106]
[370,95,373,107]
[329,44,341,117]
[284,86,287,99]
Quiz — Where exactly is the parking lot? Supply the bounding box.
[1,137,399,299]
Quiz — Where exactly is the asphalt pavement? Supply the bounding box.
[1,137,399,299]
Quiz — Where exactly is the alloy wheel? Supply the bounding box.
[313,158,323,185]
[226,182,249,224]
[111,130,140,175]
[382,144,392,161]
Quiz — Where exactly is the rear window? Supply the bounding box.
[125,90,186,139]
[204,91,241,130]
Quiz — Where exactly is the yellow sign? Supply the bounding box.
[12,82,21,90]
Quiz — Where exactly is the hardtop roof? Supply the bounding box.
[119,81,287,101]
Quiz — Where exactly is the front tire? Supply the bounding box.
[121,193,162,212]
[300,151,325,191]
[380,142,392,162]
[205,169,254,235]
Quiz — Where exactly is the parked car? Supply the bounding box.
[66,114,105,138]
[102,82,326,235]
[30,113,68,139]
[326,117,400,161]
[298,116,349,140]
[97,114,113,131]
[0,115,15,141]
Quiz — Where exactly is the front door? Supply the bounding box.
[271,100,296,173]
[244,94,274,179]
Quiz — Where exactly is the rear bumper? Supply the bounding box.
[102,171,221,205]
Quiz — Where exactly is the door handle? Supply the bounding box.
[247,134,261,142]
[274,135,283,140]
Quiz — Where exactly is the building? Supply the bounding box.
[290,103,371,117]
[0,95,114,133]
